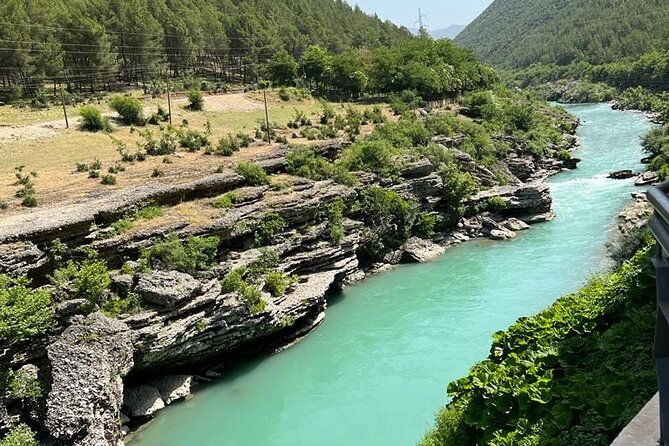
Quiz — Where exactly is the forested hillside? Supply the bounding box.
[455,0,669,69]
[0,0,410,98]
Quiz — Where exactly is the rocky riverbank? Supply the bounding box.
[0,121,581,445]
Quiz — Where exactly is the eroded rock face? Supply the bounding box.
[151,375,192,405]
[0,242,47,276]
[43,313,135,446]
[136,271,202,309]
[123,386,165,418]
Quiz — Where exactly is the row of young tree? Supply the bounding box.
[0,0,410,100]
[265,38,499,100]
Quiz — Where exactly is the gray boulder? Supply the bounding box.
[136,271,201,308]
[503,218,530,232]
[490,228,517,240]
[123,385,165,418]
[402,237,446,263]
[635,171,660,186]
[151,375,192,404]
[43,313,134,446]
[608,170,636,180]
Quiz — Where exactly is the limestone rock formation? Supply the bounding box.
[136,271,202,309]
[401,238,446,263]
[43,313,135,446]
[123,386,165,418]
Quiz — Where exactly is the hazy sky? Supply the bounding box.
[348,0,494,29]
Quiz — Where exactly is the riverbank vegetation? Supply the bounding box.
[421,242,657,446]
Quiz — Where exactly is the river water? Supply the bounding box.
[130,104,652,446]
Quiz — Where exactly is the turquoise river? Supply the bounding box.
[131,104,653,446]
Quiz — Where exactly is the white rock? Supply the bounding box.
[151,375,192,405]
[124,385,165,418]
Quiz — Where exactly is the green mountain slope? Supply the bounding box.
[455,0,669,68]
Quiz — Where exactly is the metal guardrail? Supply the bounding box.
[646,180,669,446]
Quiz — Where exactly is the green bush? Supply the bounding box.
[337,139,402,178]
[188,89,204,111]
[51,252,111,302]
[109,95,144,125]
[414,213,436,238]
[236,162,269,185]
[247,248,280,279]
[0,424,39,446]
[213,192,239,209]
[0,275,55,346]
[141,234,220,274]
[216,134,241,156]
[241,285,265,313]
[422,245,657,446]
[221,268,248,294]
[7,368,42,401]
[100,174,117,185]
[286,148,333,180]
[254,212,286,246]
[220,268,266,313]
[264,271,297,297]
[487,196,508,210]
[320,101,337,124]
[179,128,209,151]
[101,293,142,318]
[356,186,414,256]
[325,198,346,244]
[370,119,431,149]
[79,106,111,132]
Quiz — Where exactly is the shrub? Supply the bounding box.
[100,174,117,185]
[213,192,239,209]
[51,252,111,302]
[264,271,297,297]
[179,128,209,151]
[0,424,39,446]
[356,186,414,256]
[325,198,346,244]
[320,101,337,124]
[236,132,253,148]
[135,205,164,220]
[220,268,266,313]
[108,163,125,174]
[152,168,164,178]
[79,106,111,132]
[109,95,144,125]
[414,213,436,238]
[88,170,100,179]
[75,162,89,172]
[7,368,42,401]
[101,293,142,318]
[247,248,281,279]
[286,148,333,180]
[0,275,55,346]
[275,135,288,144]
[188,89,204,111]
[141,234,220,274]
[337,140,402,177]
[216,134,241,156]
[487,196,508,210]
[242,285,265,313]
[300,127,320,140]
[254,212,286,246]
[236,163,269,185]
[370,119,431,149]
[221,268,248,294]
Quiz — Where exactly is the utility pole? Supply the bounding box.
[59,84,69,129]
[166,70,172,125]
[263,87,271,144]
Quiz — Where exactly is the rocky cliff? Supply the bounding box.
[0,128,580,444]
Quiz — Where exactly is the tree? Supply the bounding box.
[265,51,298,86]
[300,45,331,88]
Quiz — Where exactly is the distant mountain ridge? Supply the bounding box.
[455,0,669,68]
[430,25,465,39]
[410,24,465,40]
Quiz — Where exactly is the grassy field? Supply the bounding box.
[0,90,385,212]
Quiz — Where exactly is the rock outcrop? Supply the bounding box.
[42,313,135,446]
[401,238,446,263]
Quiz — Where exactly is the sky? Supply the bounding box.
[347,0,494,30]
